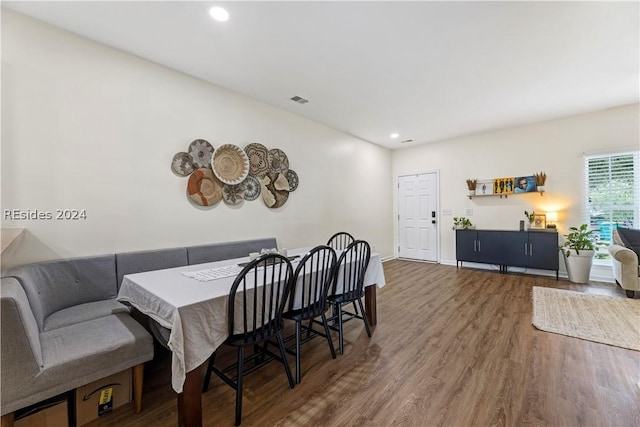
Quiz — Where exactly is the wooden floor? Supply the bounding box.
[89,261,640,427]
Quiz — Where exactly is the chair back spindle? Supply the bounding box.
[327,240,372,355]
[331,240,371,300]
[327,232,355,251]
[228,253,293,343]
[288,246,337,318]
[282,245,338,383]
[205,252,295,425]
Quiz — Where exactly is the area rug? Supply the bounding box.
[532,286,640,351]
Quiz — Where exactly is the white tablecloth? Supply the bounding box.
[117,247,385,393]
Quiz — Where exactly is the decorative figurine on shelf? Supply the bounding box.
[466,179,477,196]
[534,172,547,192]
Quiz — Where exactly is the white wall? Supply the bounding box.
[392,103,639,281]
[0,9,394,270]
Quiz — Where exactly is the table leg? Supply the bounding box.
[1,413,14,427]
[177,366,203,427]
[364,285,377,325]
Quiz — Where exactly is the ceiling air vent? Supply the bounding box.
[290,96,309,104]
[400,139,413,144]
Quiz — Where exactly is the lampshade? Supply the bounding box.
[546,211,558,223]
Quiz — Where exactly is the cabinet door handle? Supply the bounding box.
[473,240,477,252]
[478,240,481,252]
[524,242,528,255]
[530,243,533,256]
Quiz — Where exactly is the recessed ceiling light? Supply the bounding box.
[209,6,229,22]
[390,133,399,139]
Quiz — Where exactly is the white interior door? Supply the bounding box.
[398,173,438,261]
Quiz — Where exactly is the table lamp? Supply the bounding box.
[546,211,558,229]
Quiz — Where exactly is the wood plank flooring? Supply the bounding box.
[89,261,640,426]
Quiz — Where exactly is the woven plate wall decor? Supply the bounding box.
[244,143,269,177]
[174,138,299,209]
[286,169,299,192]
[188,139,214,169]
[261,172,289,208]
[268,148,289,174]
[212,144,250,185]
[187,168,223,206]
[242,175,261,201]
[222,183,245,206]
[172,152,195,177]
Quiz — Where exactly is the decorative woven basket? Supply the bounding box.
[187,168,223,206]
[212,144,250,185]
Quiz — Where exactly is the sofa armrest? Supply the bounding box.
[608,244,640,291]
[1,278,43,415]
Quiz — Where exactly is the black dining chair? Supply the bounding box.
[327,232,355,251]
[327,240,372,355]
[202,253,295,426]
[282,245,337,383]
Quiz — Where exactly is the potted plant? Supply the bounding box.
[560,224,603,283]
[534,172,546,192]
[452,217,474,230]
[466,179,477,196]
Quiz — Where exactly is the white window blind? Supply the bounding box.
[585,151,640,245]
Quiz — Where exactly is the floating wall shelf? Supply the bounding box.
[468,191,545,199]
[466,173,547,199]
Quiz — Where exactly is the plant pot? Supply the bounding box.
[561,248,594,283]
[455,225,475,230]
[537,185,545,192]
[468,190,476,196]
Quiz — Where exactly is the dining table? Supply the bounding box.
[117,246,386,427]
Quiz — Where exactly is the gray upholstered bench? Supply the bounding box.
[1,255,154,426]
[0,237,278,426]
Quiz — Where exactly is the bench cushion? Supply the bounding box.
[6,255,118,331]
[43,300,130,331]
[2,313,153,415]
[187,238,277,265]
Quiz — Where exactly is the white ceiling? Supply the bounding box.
[4,1,639,149]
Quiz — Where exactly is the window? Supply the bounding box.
[585,151,640,259]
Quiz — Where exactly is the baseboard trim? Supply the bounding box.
[439,259,614,283]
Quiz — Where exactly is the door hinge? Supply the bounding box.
[398,246,400,253]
